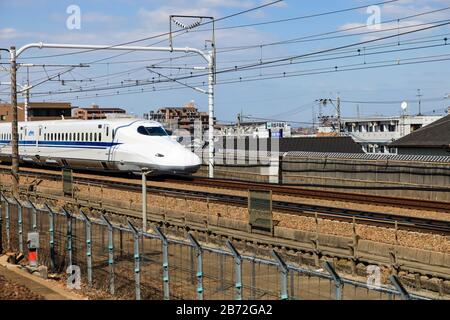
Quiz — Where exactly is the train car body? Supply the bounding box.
[0,118,201,175]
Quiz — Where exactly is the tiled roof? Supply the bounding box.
[279,136,364,153]
[389,115,450,148]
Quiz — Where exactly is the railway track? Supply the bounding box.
[167,176,450,213]
[2,166,449,235]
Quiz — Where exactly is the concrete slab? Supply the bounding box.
[0,255,87,300]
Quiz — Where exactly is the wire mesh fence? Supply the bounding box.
[0,193,429,300]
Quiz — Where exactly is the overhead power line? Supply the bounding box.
[19,0,283,60]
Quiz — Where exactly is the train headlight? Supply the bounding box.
[155,153,165,158]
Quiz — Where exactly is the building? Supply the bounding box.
[0,102,72,122]
[144,101,214,133]
[219,121,292,138]
[389,113,450,156]
[318,114,443,154]
[74,104,126,120]
[219,136,363,154]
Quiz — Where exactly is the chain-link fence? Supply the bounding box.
[0,193,428,300]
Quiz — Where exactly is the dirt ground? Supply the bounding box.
[0,274,44,300]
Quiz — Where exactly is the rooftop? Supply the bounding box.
[389,114,450,148]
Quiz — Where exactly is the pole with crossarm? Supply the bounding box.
[8,41,216,194]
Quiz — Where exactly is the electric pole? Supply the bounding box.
[416,89,423,116]
[24,66,30,122]
[336,95,341,135]
[237,112,241,137]
[10,46,19,196]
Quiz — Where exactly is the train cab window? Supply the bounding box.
[137,126,168,136]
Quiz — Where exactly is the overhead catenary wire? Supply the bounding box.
[18,0,284,60]
[22,54,450,101]
[23,22,450,97]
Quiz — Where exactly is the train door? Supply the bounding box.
[22,125,27,154]
[36,125,42,155]
[104,124,113,161]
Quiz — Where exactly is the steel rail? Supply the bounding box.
[5,167,449,235]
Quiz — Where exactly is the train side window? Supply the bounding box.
[77,132,80,140]
[65,133,68,141]
[106,127,109,136]
[90,132,93,141]
[94,133,97,142]
[99,133,102,141]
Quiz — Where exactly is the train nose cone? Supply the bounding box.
[190,151,202,167]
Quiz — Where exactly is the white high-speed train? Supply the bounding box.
[0,118,202,175]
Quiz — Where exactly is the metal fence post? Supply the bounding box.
[324,261,344,300]
[272,250,289,300]
[226,240,242,300]
[155,226,170,300]
[390,275,411,300]
[0,194,2,253]
[5,197,10,251]
[128,220,141,300]
[62,207,73,268]
[44,203,55,270]
[188,233,203,300]
[219,253,225,291]
[27,198,38,232]
[80,210,92,287]
[13,197,23,253]
[250,257,256,299]
[101,215,115,295]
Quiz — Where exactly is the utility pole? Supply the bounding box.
[416,89,423,116]
[336,95,341,135]
[24,66,30,122]
[10,46,19,196]
[237,112,241,137]
[207,50,215,178]
[10,40,216,178]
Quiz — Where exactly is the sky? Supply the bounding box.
[0,0,449,126]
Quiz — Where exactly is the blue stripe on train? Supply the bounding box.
[0,140,121,149]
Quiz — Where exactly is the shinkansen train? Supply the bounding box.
[0,118,202,175]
